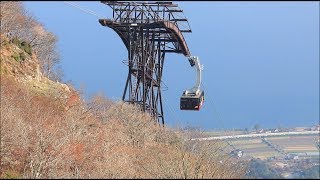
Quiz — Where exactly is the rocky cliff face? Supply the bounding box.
[1,35,73,98]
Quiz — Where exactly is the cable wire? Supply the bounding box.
[63,1,103,19]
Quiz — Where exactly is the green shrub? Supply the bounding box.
[12,53,21,62]
[9,37,32,55]
[20,41,32,55]
[11,52,26,62]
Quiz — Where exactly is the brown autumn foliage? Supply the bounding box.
[0,74,247,178]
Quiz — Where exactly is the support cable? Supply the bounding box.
[200,81,238,154]
[63,1,103,19]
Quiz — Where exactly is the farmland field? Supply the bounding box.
[211,134,319,159]
[267,135,318,153]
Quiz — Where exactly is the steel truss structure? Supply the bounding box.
[99,1,191,125]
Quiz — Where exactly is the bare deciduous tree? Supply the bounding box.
[0,1,63,81]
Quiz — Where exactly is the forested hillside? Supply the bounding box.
[0,2,247,178]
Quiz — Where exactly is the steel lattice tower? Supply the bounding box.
[99,1,191,125]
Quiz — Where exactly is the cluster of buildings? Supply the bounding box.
[251,124,320,134]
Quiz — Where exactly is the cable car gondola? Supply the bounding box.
[180,90,204,110]
[180,56,205,111]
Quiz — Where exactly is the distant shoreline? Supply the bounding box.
[191,130,319,141]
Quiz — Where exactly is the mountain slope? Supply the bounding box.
[0,2,247,178]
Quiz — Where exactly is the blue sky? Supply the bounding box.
[23,1,319,130]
